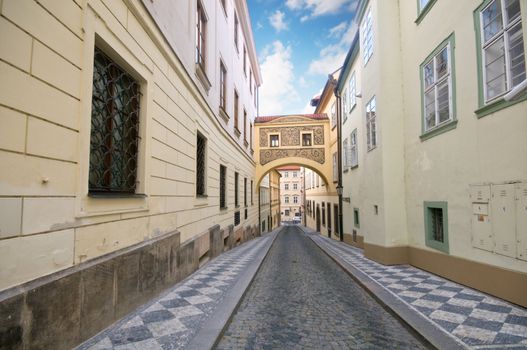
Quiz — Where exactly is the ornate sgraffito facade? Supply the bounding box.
[254,114,332,189]
[259,126,325,147]
[260,148,325,165]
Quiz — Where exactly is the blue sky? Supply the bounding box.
[248,0,359,116]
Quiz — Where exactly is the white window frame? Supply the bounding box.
[332,152,338,182]
[342,88,348,122]
[284,183,289,190]
[419,0,431,12]
[293,196,299,204]
[349,72,356,112]
[479,0,525,103]
[422,42,453,132]
[362,6,374,65]
[350,129,358,167]
[293,183,298,190]
[343,138,350,169]
[285,196,289,204]
[366,96,377,151]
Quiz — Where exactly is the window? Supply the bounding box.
[219,165,227,209]
[362,6,374,65]
[284,172,289,177]
[234,12,239,51]
[234,89,239,132]
[419,0,431,11]
[219,60,227,112]
[424,201,449,253]
[243,46,247,76]
[244,177,247,207]
[234,172,239,207]
[250,123,253,150]
[270,134,279,147]
[250,71,253,94]
[322,202,326,226]
[334,204,339,236]
[332,152,338,182]
[331,102,337,128]
[284,184,289,190]
[353,208,360,228]
[348,73,356,112]
[293,183,298,190]
[220,0,227,14]
[285,209,290,216]
[251,180,253,205]
[243,109,248,144]
[477,0,525,103]
[196,133,207,196]
[302,133,312,146]
[196,2,207,70]
[421,37,454,133]
[285,196,289,204]
[366,96,377,150]
[342,88,348,122]
[293,172,297,177]
[327,204,332,231]
[343,138,350,169]
[89,48,140,194]
[350,129,358,167]
[293,196,298,204]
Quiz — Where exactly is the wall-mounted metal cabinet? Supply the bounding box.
[470,182,527,262]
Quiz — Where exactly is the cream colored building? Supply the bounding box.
[269,169,281,230]
[305,71,341,239]
[0,1,261,348]
[278,166,303,222]
[335,0,527,307]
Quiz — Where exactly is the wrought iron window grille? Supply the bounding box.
[220,165,227,209]
[89,47,141,195]
[196,133,207,196]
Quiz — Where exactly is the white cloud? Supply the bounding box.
[301,101,315,114]
[307,20,359,76]
[328,21,347,38]
[287,0,358,20]
[268,10,288,32]
[259,41,300,115]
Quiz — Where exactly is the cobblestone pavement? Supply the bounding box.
[76,232,277,350]
[216,225,431,349]
[306,229,527,350]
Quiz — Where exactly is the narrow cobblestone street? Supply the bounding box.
[216,226,431,349]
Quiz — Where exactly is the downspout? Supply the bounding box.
[334,84,344,242]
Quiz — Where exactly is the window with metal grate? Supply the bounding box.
[196,133,207,196]
[89,47,141,194]
[220,165,227,208]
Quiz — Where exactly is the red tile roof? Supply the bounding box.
[255,113,328,123]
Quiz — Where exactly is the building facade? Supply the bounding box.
[305,72,341,238]
[0,0,261,348]
[278,166,304,222]
[334,0,527,307]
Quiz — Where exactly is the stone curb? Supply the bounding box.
[302,228,469,350]
[185,228,281,350]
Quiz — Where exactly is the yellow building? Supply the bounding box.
[0,0,261,348]
[305,71,341,239]
[336,0,527,307]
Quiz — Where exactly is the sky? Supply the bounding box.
[248,0,359,116]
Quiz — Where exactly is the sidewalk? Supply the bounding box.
[76,230,278,350]
[303,227,527,350]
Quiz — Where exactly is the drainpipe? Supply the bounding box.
[334,81,344,242]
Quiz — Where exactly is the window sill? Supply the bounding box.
[196,194,208,198]
[234,127,241,137]
[195,64,211,93]
[420,119,457,141]
[219,107,229,121]
[220,206,228,211]
[244,140,249,147]
[475,93,527,119]
[367,145,377,152]
[415,0,438,25]
[350,164,358,170]
[88,192,147,199]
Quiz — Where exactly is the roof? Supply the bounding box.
[255,114,329,123]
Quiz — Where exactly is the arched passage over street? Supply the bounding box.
[254,114,334,191]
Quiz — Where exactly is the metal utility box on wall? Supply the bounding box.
[470,185,492,252]
[517,183,527,261]
[471,183,527,262]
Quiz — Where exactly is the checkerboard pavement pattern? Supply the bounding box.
[76,234,273,350]
[307,232,527,350]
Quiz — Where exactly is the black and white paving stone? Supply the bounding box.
[76,231,278,350]
[306,229,527,350]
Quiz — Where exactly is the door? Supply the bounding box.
[327,204,332,238]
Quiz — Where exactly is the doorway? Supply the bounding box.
[316,204,321,232]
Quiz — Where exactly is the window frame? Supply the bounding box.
[302,132,312,146]
[419,33,457,141]
[366,96,377,151]
[234,11,239,52]
[348,72,357,114]
[234,171,239,207]
[234,89,240,134]
[350,129,358,168]
[195,1,207,71]
[219,164,227,209]
[474,0,527,118]
[415,0,438,24]
[361,6,374,66]
[353,208,360,228]
[423,201,449,253]
[270,134,280,147]
[219,59,227,113]
[332,152,338,183]
[195,132,207,197]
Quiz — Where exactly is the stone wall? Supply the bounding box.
[0,224,259,350]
